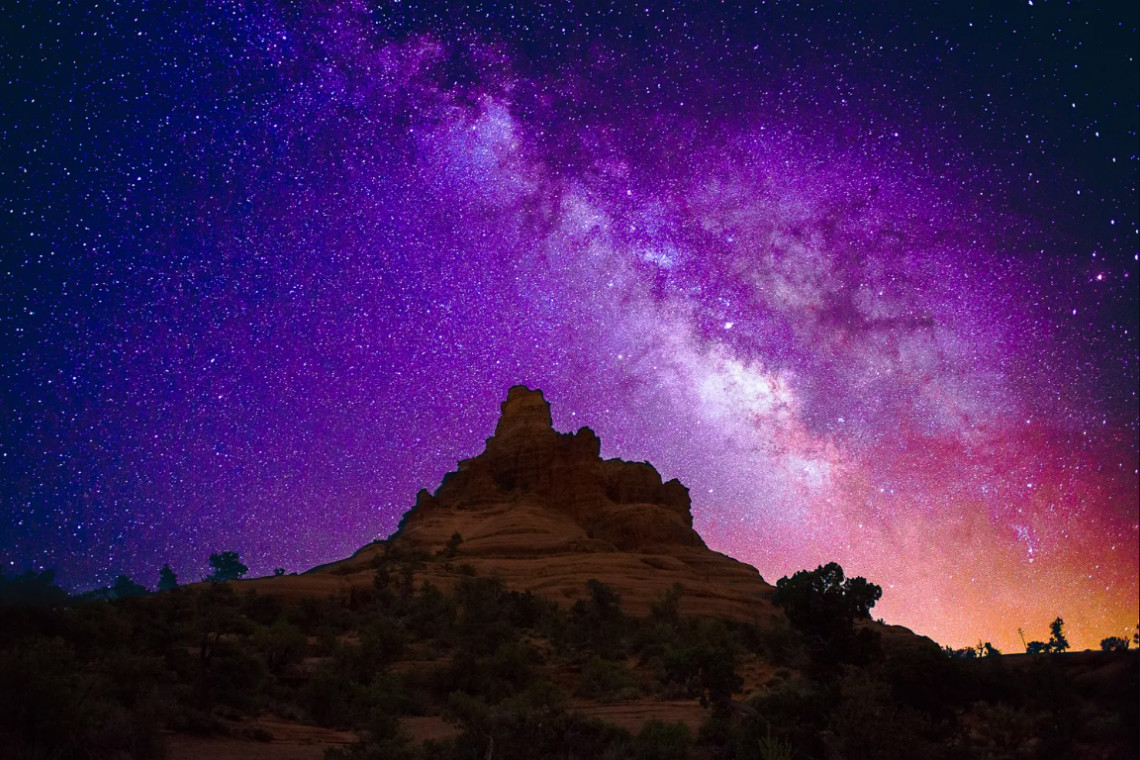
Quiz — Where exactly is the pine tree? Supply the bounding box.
[158,563,178,592]
[206,551,248,582]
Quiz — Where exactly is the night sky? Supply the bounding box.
[1,1,1136,651]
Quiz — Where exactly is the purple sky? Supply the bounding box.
[1,1,1136,649]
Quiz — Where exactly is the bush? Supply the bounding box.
[634,719,692,760]
[660,637,742,709]
[298,665,367,728]
[206,551,249,582]
[575,656,640,701]
[253,619,307,675]
[565,580,629,655]
[0,636,167,759]
[1101,636,1129,652]
[443,688,632,760]
[0,637,94,758]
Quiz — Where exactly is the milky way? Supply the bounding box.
[2,1,1136,650]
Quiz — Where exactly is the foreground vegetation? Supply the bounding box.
[0,550,1136,760]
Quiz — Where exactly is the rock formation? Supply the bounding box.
[239,384,932,648]
[269,385,779,624]
[398,385,703,554]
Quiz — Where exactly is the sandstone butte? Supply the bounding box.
[242,385,924,646]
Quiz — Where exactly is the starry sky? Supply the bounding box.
[1,1,1136,651]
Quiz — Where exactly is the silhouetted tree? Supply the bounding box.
[158,563,178,592]
[774,563,882,665]
[111,574,148,599]
[773,562,881,633]
[1100,636,1129,652]
[273,567,286,576]
[944,646,977,659]
[1023,617,1069,654]
[1046,616,1069,653]
[206,551,248,582]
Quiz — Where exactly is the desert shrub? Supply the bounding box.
[575,656,640,701]
[111,574,149,599]
[757,728,795,760]
[337,617,407,683]
[89,700,167,760]
[443,687,632,760]
[167,705,228,735]
[1101,636,1130,652]
[452,575,517,654]
[241,589,284,625]
[629,618,681,662]
[1022,658,1079,757]
[406,581,456,639]
[968,702,1039,756]
[291,595,354,636]
[129,590,194,655]
[504,588,561,632]
[634,719,692,760]
[699,706,803,760]
[659,619,742,710]
[828,667,943,760]
[195,639,269,712]
[0,637,95,758]
[326,732,416,760]
[443,531,464,558]
[298,664,368,728]
[884,644,971,715]
[434,640,542,704]
[746,676,833,757]
[253,618,308,675]
[749,617,806,667]
[68,599,134,658]
[0,635,168,759]
[564,580,630,656]
[103,650,174,708]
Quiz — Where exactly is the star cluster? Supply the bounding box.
[1,1,1136,650]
